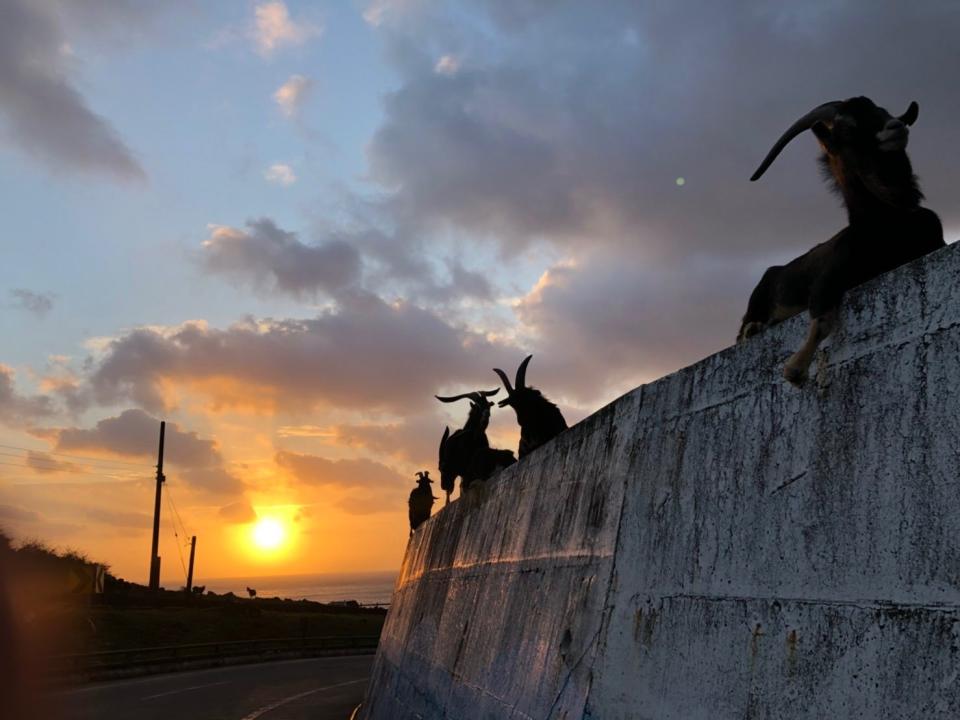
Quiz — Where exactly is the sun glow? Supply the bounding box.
[252,517,286,551]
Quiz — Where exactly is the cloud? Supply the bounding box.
[199,210,495,304]
[264,163,297,186]
[0,0,145,180]
[219,500,257,524]
[32,409,244,495]
[276,450,409,515]
[279,413,443,467]
[363,2,960,260]
[513,250,751,401]
[252,2,321,57]
[10,289,55,317]
[434,54,460,76]
[83,507,151,529]
[43,409,218,466]
[0,365,55,425]
[276,451,406,488]
[0,504,41,524]
[274,74,312,117]
[361,0,421,28]
[362,0,391,27]
[177,467,244,495]
[200,218,361,299]
[327,413,444,467]
[25,450,82,475]
[311,0,960,405]
[83,294,511,416]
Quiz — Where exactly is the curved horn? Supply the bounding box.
[435,392,476,403]
[750,101,842,181]
[898,101,919,126]
[439,426,449,460]
[436,388,499,403]
[493,368,513,394]
[515,354,533,389]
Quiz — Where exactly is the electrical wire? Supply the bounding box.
[165,490,188,582]
[166,482,191,542]
[0,458,144,482]
[0,443,154,470]
[0,458,143,479]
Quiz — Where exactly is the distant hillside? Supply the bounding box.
[0,527,386,660]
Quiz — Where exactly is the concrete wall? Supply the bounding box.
[362,243,960,719]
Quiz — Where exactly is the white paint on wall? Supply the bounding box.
[363,243,960,719]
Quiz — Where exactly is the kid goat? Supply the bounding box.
[739,96,944,384]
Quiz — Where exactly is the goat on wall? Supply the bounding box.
[493,355,567,459]
[739,97,944,384]
[437,390,516,502]
[408,471,438,535]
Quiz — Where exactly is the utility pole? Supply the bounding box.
[148,420,166,591]
[186,535,197,593]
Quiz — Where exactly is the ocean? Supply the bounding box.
[199,570,398,605]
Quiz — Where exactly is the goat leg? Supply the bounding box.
[783,309,837,385]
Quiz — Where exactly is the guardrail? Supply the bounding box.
[49,635,381,681]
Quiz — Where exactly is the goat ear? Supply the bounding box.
[811,121,835,151]
[899,101,919,126]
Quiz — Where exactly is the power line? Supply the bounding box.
[164,491,188,582]
[0,458,143,478]
[0,449,150,474]
[0,457,143,478]
[168,486,190,541]
[0,443,154,470]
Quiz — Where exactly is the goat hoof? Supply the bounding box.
[783,364,807,386]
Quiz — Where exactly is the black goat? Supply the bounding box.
[740,97,944,384]
[493,355,567,458]
[246,586,257,598]
[408,471,438,535]
[437,389,516,501]
[471,447,517,484]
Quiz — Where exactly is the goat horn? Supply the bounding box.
[898,101,919,126]
[439,426,449,459]
[493,368,513,394]
[515,354,533,389]
[435,392,476,403]
[479,388,501,397]
[750,101,842,181]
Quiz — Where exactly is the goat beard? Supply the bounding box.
[859,161,923,209]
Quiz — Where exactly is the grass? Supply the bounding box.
[0,532,387,658]
[86,604,386,652]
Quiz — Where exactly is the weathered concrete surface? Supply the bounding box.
[362,243,960,719]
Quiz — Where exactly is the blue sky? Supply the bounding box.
[1,0,958,582]
[1,1,391,364]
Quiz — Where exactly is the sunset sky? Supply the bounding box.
[1,1,958,584]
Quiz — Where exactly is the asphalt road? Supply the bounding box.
[55,655,372,720]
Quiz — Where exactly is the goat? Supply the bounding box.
[493,355,567,458]
[408,471,438,535]
[739,97,944,384]
[192,585,205,595]
[437,389,516,501]
[246,586,257,598]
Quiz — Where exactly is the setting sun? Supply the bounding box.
[252,518,286,551]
